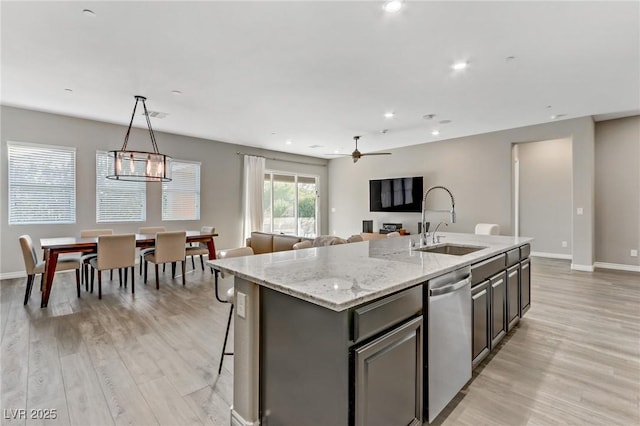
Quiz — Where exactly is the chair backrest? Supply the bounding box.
[19,235,39,274]
[81,229,113,238]
[200,226,215,234]
[138,226,166,234]
[97,234,136,270]
[217,247,254,259]
[386,231,401,238]
[154,231,187,263]
[293,240,313,250]
[475,223,500,235]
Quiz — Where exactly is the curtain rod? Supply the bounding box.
[236,152,327,167]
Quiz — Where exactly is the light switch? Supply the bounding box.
[236,292,247,318]
[576,207,584,215]
[631,250,638,257]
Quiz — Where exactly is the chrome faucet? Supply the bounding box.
[420,185,456,246]
[432,221,448,244]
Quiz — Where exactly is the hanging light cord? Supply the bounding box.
[120,95,160,154]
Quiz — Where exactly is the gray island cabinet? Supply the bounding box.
[208,233,532,426]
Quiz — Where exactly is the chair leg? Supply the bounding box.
[76,269,81,298]
[191,255,195,270]
[119,269,123,287]
[124,267,128,289]
[90,267,95,293]
[200,255,205,271]
[218,304,234,374]
[182,261,186,286]
[155,264,160,290]
[139,255,143,275]
[171,262,176,279]
[23,274,34,305]
[144,261,148,284]
[131,267,135,294]
[98,270,102,299]
[83,264,89,291]
[110,269,113,280]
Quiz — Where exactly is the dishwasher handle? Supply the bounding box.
[429,276,471,297]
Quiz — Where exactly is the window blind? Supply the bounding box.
[96,151,146,222]
[162,160,201,221]
[8,141,76,224]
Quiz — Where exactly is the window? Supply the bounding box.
[96,151,146,222]
[8,141,76,224]
[162,160,201,221]
[263,172,318,237]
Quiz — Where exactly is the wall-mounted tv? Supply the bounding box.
[369,176,423,213]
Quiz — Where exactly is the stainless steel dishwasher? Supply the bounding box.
[426,266,472,423]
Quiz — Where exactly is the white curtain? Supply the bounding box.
[243,155,266,240]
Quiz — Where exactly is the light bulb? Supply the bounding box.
[146,155,152,175]
[129,153,135,174]
[116,155,122,174]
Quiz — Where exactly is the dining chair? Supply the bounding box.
[89,234,136,299]
[138,226,166,275]
[185,226,215,271]
[80,229,113,289]
[213,246,254,374]
[144,231,187,289]
[19,235,81,305]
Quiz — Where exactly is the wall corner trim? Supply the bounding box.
[571,263,595,272]
[594,262,640,273]
[231,407,259,426]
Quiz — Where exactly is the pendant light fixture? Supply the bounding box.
[106,95,172,182]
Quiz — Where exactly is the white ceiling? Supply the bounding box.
[2,1,639,159]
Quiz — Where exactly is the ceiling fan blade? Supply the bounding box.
[360,152,392,156]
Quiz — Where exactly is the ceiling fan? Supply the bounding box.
[347,136,392,163]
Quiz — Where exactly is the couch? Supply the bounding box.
[246,232,312,254]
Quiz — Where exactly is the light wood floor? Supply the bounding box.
[1,258,639,426]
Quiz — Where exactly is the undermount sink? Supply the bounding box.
[416,243,486,256]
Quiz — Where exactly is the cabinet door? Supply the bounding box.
[490,272,507,347]
[354,316,422,426]
[507,265,520,331]
[520,259,531,316]
[471,281,490,369]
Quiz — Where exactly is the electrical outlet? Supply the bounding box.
[576,207,584,215]
[236,292,247,318]
[631,249,638,257]
[562,241,568,248]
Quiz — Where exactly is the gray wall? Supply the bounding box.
[517,138,572,256]
[0,106,328,277]
[328,116,598,269]
[595,116,640,267]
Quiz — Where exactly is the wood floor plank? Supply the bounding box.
[184,385,232,426]
[59,349,114,426]
[1,305,30,426]
[138,377,202,426]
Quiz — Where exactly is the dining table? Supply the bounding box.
[39,230,218,308]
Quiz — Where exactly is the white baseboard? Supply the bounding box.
[230,407,259,426]
[594,262,640,273]
[531,251,572,260]
[571,263,595,272]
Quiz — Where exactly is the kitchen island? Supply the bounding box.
[208,232,532,426]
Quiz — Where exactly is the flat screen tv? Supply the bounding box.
[369,176,423,212]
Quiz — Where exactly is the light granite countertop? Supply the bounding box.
[207,232,533,312]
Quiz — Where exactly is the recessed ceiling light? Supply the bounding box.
[505,56,516,62]
[546,105,553,109]
[423,114,436,120]
[171,90,182,95]
[82,9,96,17]
[64,88,73,92]
[439,119,452,125]
[550,114,566,120]
[452,61,469,71]
[285,140,292,145]
[431,130,440,136]
[382,1,403,13]
[384,112,395,119]
[334,150,340,154]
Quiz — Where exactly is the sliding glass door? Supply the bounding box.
[263,172,318,237]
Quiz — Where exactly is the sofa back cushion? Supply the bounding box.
[273,234,303,252]
[249,232,275,254]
